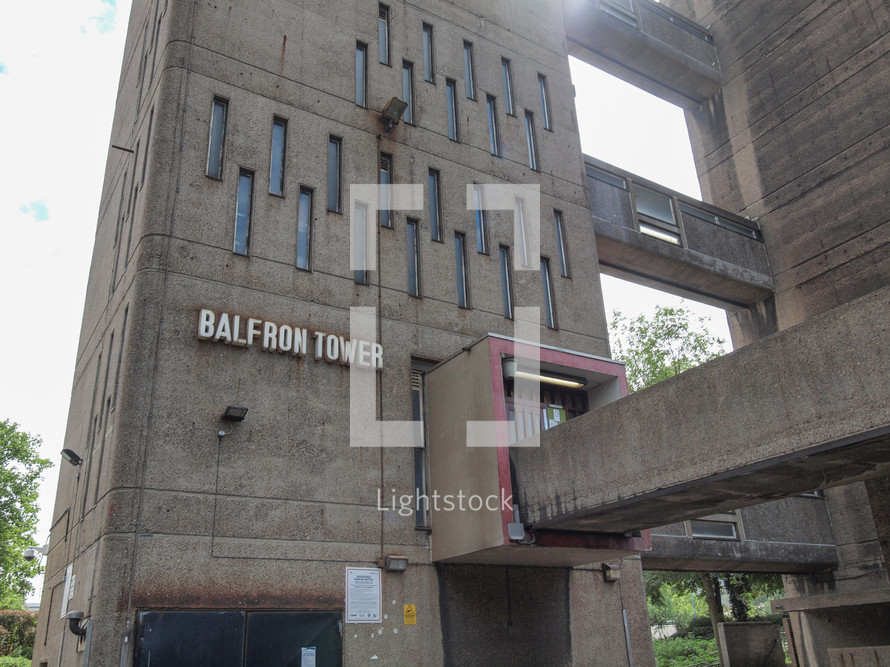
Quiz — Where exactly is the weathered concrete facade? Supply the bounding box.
[34,0,890,665]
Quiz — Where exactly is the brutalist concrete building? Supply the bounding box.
[34,0,889,665]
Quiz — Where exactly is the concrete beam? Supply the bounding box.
[564,0,721,108]
[512,286,890,534]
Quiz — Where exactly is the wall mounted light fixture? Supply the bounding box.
[222,406,248,422]
[61,449,83,466]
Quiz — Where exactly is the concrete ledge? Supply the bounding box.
[513,286,890,534]
[772,587,890,613]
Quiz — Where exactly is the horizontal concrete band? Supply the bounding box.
[513,285,890,534]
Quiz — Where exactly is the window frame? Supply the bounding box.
[296,187,313,270]
[454,232,469,308]
[327,136,342,213]
[206,96,228,180]
[379,153,393,228]
[422,23,435,83]
[355,41,368,108]
[354,202,370,284]
[378,4,390,66]
[486,95,500,156]
[524,110,538,171]
[463,41,476,100]
[502,58,515,116]
[269,116,287,197]
[473,184,488,254]
[406,218,420,297]
[446,78,459,141]
[402,60,415,125]
[499,245,514,319]
[233,169,254,256]
[554,210,570,277]
[538,73,552,130]
[428,169,442,242]
[541,256,556,329]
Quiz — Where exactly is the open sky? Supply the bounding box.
[0,0,728,601]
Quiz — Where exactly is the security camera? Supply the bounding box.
[23,548,38,562]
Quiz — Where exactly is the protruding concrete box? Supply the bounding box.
[426,335,649,566]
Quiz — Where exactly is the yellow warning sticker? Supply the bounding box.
[403,604,416,625]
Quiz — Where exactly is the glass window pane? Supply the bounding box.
[487,96,499,156]
[516,199,529,267]
[269,118,286,196]
[474,185,487,253]
[538,74,551,130]
[379,154,392,227]
[327,137,341,212]
[207,98,227,179]
[446,79,458,141]
[422,24,434,82]
[554,211,569,277]
[463,42,475,99]
[634,185,676,225]
[455,234,468,308]
[234,171,253,255]
[354,203,368,284]
[502,59,514,115]
[525,111,538,170]
[355,43,367,107]
[407,219,419,296]
[690,520,738,540]
[429,170,441,241]
[297,188,312,270]
[541,258,555,328]
[378,5,389,65]
[499,246,513,319]
[402,62,414,124]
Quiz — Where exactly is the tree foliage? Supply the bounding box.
[609,305,727,393]
[0,421,51,608]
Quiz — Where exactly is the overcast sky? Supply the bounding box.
[0,0,728,601]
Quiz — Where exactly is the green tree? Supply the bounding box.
[0,421,51,609]
[609,305,727,392]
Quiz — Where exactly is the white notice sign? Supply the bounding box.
[345,567,382,623]
[301,647,316,667]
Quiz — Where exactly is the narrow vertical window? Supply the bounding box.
[327,136,341,212]
[234,170,253,255]
[454,233,469,308]
[446,79,459,141]
[554,211,570,277]
[486,95,500,156]
[463,41,475,100]
[422,23,434,82]
[538,74,552,130]
[354,203,369,284]
[402,61,415,124]
[379,153,392,228]
[297,188,313,270]
[541,257,556,328]
[406,218,420,297]
[142,107,154,183]
[473,185,488,254]
[516,198,529,267]
[206,97,227,179]
[411,369,429,527]
[269,117,287,197]
[356,42,368,107]
[525,111,538,171]
[428,169,442,242]
[499,246,513,319]
[111,306,128,410]
[502,58,515,115]
[378,4,390,65]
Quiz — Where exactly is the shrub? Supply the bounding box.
[0,657,31,667]
[676,616,714,639]
[653,637,719,667]
[0,611,37,659]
